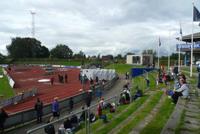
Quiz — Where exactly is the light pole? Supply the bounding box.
[30,11,36,37]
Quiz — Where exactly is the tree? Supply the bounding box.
[0,53,5,62]
[73,51,86,59]
[6,37,49,58]
[50,44,73,59]
[115,54,123,59]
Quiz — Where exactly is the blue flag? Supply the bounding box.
[193,6,200,21]
[159,37,161,47]
[180,25,182,35]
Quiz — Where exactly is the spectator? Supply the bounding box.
[86,90,92,107]
[97,104,108,123]
[156,74,159,86]
[70,115,79,128]
[145,78,150,88]
[52,97,59,119]
[173,66,178,77]
[44,119,55,134]
[0,108,8,133]
[58,124,66,134]
[133,89,143,100]
[125,72,129,79]
[95,76,99,83]
[172,78,189,104]
[34,98,43,123]
[90,78,94,85]
[79,107,86,122]
[89,113,96,123]
[69,98,74,112]
[119,92,126,104]
[109,103,116,113]
[99,97,106,109]
[64,118,72,130]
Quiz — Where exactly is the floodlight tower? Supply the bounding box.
[30,11,36,37]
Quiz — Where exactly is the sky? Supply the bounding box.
[1,0,200,56]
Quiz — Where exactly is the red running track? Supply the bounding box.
[4,65,90,115]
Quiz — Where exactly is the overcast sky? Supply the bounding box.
[1,0,200,56]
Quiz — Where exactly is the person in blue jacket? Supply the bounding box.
[52,97,59,118]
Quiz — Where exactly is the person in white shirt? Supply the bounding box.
[172,78,189,104]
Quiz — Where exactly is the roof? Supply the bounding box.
[177,32,200,42]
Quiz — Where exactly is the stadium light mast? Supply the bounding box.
[30,10,36,38]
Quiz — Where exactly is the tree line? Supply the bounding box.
[0,37,183,63]
[6,37,85,59]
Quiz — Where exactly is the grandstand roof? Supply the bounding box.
[177,32,200,42]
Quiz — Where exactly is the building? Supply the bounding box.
[126,54,153,65]
[177,32,200,65]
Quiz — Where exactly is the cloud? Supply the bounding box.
[0,0,199,56]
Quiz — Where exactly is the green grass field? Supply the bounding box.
[12,58,83,66]
[0,67,15,99]
[105,63,143,74]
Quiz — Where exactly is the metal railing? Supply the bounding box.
[27,95,119,134]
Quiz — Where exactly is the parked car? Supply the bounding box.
[196,61,200,65]
[197,64,200,72]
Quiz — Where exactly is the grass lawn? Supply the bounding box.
[105,63,143,75]
[76,104,131,134]
[0,67,15,99]
[117,91,163,134]
[94,96,148,134]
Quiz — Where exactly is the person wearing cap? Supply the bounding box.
[52,97,59,118]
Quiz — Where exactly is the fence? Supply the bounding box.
[131,68,155,78]
[2,67,15,88]
[0,88,37,107]
[3,76,118,130]
[26,95,119,134]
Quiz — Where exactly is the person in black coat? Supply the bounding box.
[44,119,55,134]
[0,108,8,133]
[35,98,43,123]
[64,118,72,129]
[69,98,74,112]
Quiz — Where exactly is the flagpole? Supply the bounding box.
[168,31,171,71]
[190,3,194,77]
[178,43,181,72]
[158,37,160,68]
[178,22,182,73]
[158,44,159,68]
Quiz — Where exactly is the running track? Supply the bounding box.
[4,65,90,115]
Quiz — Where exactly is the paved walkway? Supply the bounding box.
[6,75,127,134]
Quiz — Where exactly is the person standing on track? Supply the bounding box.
[65,73,68,83]
[50,77,54,85]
